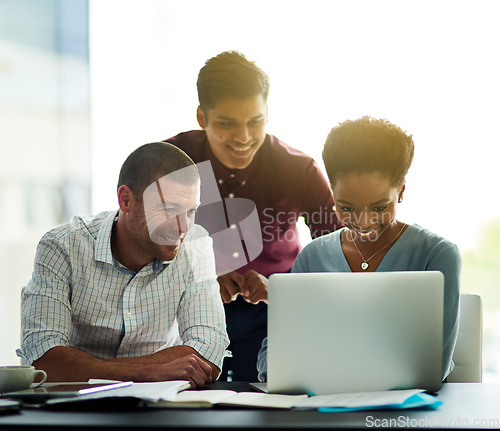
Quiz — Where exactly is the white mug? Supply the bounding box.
[0,365,47,394]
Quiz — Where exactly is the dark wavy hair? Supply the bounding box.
[117,142,199,201]
[322,116,414,187]
[197,51,270,115]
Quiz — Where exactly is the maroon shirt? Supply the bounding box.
[165,130,341,278]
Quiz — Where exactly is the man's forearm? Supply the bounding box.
[33,345,220,383]
[108,345,221,378]
[33,346,150,382]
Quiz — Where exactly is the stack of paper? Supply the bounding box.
[146,388,440,411]
[45,380,441,412]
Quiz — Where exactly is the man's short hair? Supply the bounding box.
[197,51,270,114]
[117,142,199,200]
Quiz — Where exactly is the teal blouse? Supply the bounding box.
[257,224,461,382]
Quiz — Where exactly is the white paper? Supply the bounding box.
[115,381,191,402]
[48,380,191,404]
[88,379,122,384]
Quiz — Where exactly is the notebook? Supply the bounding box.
[264,271,444,395]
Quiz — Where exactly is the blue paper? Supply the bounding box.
[318,392,442,413]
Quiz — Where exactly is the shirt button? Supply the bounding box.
[230,174,235,178]
[230,224,237,229]
[126,313,132,318]
[233,252,239,258]
[228,193,235,198]
[241,180,246,186]
[218,179,224,184]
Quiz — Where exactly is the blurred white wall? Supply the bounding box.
[0,0,90,365]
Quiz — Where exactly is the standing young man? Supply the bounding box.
[165,51,342,381]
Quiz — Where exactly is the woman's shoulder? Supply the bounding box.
[403,224,460,255]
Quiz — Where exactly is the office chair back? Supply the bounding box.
[447,293,483,383]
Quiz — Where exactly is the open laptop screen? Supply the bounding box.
[267,271,443,395]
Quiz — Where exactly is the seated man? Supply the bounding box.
[17,142,229,388]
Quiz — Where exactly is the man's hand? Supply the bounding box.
[218,272,245,303]
[154,354,214,388]
[217,270,268,305]
[242,270,268,304]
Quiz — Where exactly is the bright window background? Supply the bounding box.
[90,0,500,380]
[0,0,90,366]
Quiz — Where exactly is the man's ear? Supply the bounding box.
[196,106,207,129]
[117,185,133,213]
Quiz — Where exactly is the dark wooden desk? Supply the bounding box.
[1,383,499,430]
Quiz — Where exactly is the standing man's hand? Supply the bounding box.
[218,271,245,303]
[217,270,268,305]
[242,270,268,304]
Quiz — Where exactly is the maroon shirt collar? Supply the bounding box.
[203,135,265,188]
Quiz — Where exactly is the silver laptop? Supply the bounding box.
[265,271,444,395]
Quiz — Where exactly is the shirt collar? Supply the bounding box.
[203,134,266,186]
[95,210,118,265]
[95,210,168,274]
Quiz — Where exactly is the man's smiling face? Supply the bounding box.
[197,95,268,170]
[136,176,201,262]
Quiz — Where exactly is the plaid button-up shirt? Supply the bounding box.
[18,211,229,370]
